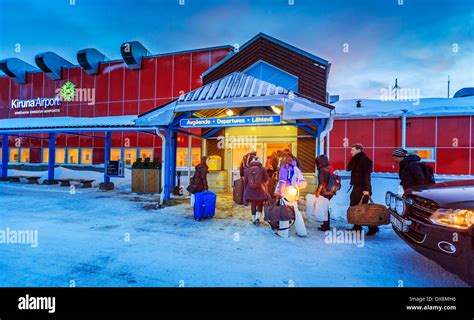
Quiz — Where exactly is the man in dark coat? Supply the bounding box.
[392,148,426,191]
[315,154,334,231]
[347,143,378,236]
[244,157,270,226]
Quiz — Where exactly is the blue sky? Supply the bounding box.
[0,0,472,99]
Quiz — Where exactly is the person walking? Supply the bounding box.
[392,148,427,191]
[239,150,257,178]
[244,157,270,226]
[347,143,378,236]
[315,154,334,231]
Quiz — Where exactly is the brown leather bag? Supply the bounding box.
[264,199,295,230]
[347,195,389,226]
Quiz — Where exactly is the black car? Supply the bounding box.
[386,179,474,286]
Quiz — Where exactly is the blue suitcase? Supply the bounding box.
[194,191,217,220]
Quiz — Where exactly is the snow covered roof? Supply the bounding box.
[0,115,140,132]
[334,96,474,119]
[136,72,333,127]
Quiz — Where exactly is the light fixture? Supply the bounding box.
[225,109,234,116]
[430,208,474,230]
[271,105,282,114]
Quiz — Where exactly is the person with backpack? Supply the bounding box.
[392,148,433,191]
[315,154,340,231]
[347,143,378,236]
[244,157,270,226]
[240,150,257,178]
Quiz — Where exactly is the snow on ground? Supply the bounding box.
[0,173,469,287]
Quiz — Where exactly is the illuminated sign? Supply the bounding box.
[10,97,62,109]
[179,115,282,128]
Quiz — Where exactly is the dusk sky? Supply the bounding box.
[0,0,472,99]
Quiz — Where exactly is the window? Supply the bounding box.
[111,148,122,161]
[9,148,19,162]
[68,149,79,164]
[55,148,66,164]
[407,148,436,162]
[42,148,49,163]
[176,148,201,167]
[81,149,93,164]
[124,148,137,166]
[20,148,30,163]
[0,149,2,163]
[139,148,153,161]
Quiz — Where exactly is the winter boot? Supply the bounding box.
[254,212,262,226]
[366,226,380,236]
[347,225,362,231]
[251,214,256,224]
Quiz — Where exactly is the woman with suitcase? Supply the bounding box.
[244,157,270,226]
[187,156,209,206]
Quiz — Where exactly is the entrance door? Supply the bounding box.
[228,142,292,187]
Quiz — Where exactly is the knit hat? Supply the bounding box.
[392,148,407,157]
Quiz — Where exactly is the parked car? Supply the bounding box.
[386,179,474,286]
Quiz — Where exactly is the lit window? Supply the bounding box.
[42,148,49,163]
[20,148,30,163]
[68,149,79,164]
[176,148,201,167]
[56,148,66,164]
[111,148,122,161]
[139,148,153,161]
[406,148,435,162]
[81,149,93,164]
[0,149,2,163]
[124,148,137,166]
[9,148,19,162]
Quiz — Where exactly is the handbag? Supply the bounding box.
[347,195,389,226]
[306,194,330,221]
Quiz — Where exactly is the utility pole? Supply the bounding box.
[447,75,450,98]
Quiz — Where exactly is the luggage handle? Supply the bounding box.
[358,195,374,205]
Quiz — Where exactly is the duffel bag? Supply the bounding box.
[347,195,389,226]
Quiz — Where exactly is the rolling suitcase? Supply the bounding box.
[194,191,217,220]
[347,196,389,226]
[233,178,245,205]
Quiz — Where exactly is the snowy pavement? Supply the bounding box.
[0,180,469,287]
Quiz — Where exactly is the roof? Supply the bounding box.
[333,96,474,119]
[0,115,140,132]
[201,33,329,78]
[136,72,333,127]
[454,87,474,98]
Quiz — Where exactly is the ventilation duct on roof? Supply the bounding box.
[0,58,38,84]
[35,52,74,80]
[77,48,106,74]
[120,41,149,69]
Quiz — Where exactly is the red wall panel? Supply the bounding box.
[346,119,374,147]
[123,101,138,115]
[95,64,109,103]
[123,67,139,101]
[173,53,191,97]
[329,148,345,170]
[94,103,108,117]
[109,62,125,102]
[191,51,210,89]
[31,73,44,99]
[139,58,156,100]
[436,148,470,175]
[92,148,104,164]
[406,117,435,147]
[0,77,10,118]
[156,55,173,99]
[374,148,397,173]
[137,132,154,148]
[122,132,138,148]
[30,148,41,163]
[111,132,122,147]
[374,118,401,147]
[329,120,346,148]
[139,99,155,115]
[437,116,470,147]
[66,133,79,147]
